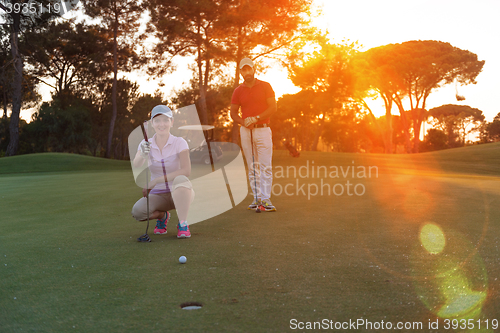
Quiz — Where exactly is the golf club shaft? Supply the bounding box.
[250,129,258,205]
[146,169,149,234]
[140,122,150,234]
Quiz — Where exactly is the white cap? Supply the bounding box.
[239,58,254,69]
[151,105,173,120]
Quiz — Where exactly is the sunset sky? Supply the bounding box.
[25,0,500,123]
[260,0,500,121]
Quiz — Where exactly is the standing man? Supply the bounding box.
[230,57,277,212]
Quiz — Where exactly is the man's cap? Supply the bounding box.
[239,58,254,70]
[151,105,173,120]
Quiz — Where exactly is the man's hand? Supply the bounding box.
[140,141,150,158]
[244,116,257,127]
[142,188,151,197]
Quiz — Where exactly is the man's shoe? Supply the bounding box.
[154,212,170,235]
[248,199,261,210]
[260,199,276,212]
[177,221,191,238]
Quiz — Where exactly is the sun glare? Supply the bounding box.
[419,223,446,255]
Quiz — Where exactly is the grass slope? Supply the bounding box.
[372,142,500,176]
[272,141,500,177]
[0,145,499,332]
[0,153,130,175]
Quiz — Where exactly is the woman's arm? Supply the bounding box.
[132,150,146,168]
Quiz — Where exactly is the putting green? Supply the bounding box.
[1,144,499,332]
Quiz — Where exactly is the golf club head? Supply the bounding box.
[256,204,266,213]
[137,234,151,242]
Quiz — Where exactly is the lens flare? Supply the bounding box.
[411,225,488,320]
[419,223,445,254]
[436,270,486,319]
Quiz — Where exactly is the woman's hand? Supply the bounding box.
[140,141,151,158]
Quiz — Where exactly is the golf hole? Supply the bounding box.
[180,302,203,310]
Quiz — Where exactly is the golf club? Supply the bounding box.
[138,121,152,242]
[250,129,261,213]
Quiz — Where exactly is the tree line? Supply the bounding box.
[0,0,498,158]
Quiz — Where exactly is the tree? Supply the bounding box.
[363,114,407,153]
[358,40,484,153]
[223,0,312,144]
[22,20,111,100]
[170,75,234,140]
[0,30,39,118]
[1,4,24,156]
[429,104,485,147]
[221,0,313,84]
[356,114,385,153]
[147,0,312,143]
[485,112,500,142]
[146,0,228,127]
[0,116,9,153]
[320,102,366,153]
[0,0,61,156]
[0,33,13,119]
[286,34,359,151]
[421,128,448,152]
[82,0,143,158]
[94,78,140,158]
[353,51,395,154]
[487,122,500,142]
[23,95,94,154]
[129,93,165,127]
[274,90,316,151]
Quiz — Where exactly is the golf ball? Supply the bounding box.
[179,256,187,264]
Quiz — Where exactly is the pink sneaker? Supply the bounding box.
[177,221,191,238]
[154,212,170,235]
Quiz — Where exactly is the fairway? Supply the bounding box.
[1,146,500,332]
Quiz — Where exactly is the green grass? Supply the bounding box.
[1,144,500,332]
[0,152,130,174]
